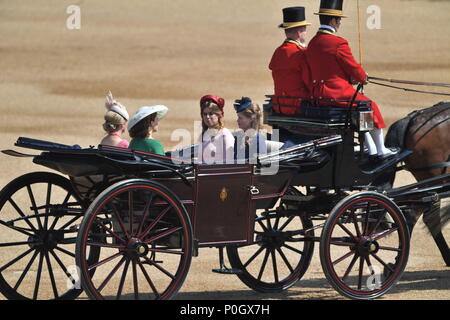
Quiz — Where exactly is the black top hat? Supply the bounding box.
[315,0,347,18]
[278,7,311,29]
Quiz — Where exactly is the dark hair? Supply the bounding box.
[129,113,157,139]
[319,15,335,26]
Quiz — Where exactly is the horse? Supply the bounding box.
[386,101,450,266]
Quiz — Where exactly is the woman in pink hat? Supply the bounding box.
[198,95,234,164]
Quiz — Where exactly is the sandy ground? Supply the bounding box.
[0,0,449,301]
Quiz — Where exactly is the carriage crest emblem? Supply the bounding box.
[220,187,228,201]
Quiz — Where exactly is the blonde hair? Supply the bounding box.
[103,91,128,133]
[103,111,126,133]
[239,103,262,130]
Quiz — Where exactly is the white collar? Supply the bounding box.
[319,25,336,33]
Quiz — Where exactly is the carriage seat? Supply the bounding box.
[263,100,374,137]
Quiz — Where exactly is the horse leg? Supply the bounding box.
[422,201,450,266]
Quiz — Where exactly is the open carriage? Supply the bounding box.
[0,97,449,300]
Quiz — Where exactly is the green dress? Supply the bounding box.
[129,138,164,155]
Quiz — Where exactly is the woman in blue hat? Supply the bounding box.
[234,97,267,162]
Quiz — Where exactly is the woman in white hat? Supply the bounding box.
[100,91,130,148]
[127,105,168,155]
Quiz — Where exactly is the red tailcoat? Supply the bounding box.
[304,31,385,128]
[269,40,309,115]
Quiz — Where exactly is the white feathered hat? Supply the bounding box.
[105,91,129,121]
[127,105,169,131]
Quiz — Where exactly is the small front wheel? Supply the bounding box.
[320,192,410,300]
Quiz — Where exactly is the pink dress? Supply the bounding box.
[199,128,234,164]
[102,132,129,148]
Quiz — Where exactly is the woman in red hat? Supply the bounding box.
[198,94,234,164]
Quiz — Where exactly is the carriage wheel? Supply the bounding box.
[0,172,99,300]
[227,187,314,293]
[320,191,410,299]
[76,179,193,300]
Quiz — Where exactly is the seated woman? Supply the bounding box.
[127,105,168,155]
[234,97,267,163]
[198,94,234,164]
[100,91,130,148]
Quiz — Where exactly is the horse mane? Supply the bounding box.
[385,101,450,150]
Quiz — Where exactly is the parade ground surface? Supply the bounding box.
[0,0,449,300]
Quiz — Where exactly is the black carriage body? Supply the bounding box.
[13,138,297,248]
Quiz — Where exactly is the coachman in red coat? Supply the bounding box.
[269,7,311,115]
[304,0,398,158]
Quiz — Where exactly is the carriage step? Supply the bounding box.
[212,268,243,275]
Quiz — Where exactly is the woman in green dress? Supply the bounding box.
[127,105,168,155]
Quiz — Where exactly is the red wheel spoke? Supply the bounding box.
[363,201,371,235]
[330,239,355,247]
[341,252,359,281]
[128,191,134,237]
[337,222,358,241]
[138,259,160,298]
[350,208,362,237]
[86,241,126,249]
[378,246,401,252]
[357,256,364,290]
[88,251,123,272]
[94,218,127,244]
[371,253,395,273]
[137,192,155,236]
[367,209,387,236]
[372,226,399,241]
[132,259,139,300]
[116,258,130,300]
[139,206,171,238]
[332,250,354,265]
[147,247,184,255]
[109,202,130,239]
[98,256,126,293]
[144,227,182,244]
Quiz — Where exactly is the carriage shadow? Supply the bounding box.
[173,269,450,300]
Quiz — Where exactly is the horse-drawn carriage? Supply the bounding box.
[0,97,449,300]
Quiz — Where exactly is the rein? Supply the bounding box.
[368,79,450,97]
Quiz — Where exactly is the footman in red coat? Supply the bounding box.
[304,0,399,159]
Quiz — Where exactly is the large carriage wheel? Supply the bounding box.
[0,172,99,300]
[76,179,193,300]
[320,191,410,299]
[227,187,315,293]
